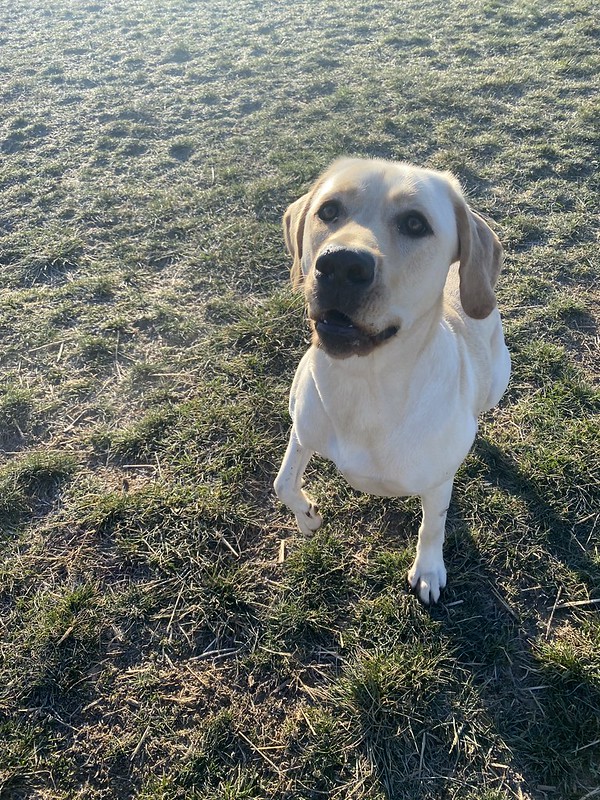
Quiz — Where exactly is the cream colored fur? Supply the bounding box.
[274,158,510,603]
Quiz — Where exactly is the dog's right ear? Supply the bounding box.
[283,192,313,288]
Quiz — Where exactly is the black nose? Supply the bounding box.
[315,248,375,288]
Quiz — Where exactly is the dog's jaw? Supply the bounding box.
[311,311,399,358]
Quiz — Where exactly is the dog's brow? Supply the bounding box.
[319,182,362,201]
[388,185,420,205]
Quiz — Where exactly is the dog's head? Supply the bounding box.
[284,158,503,358]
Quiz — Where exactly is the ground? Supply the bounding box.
[0,0,599,798]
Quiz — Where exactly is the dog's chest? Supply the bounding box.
[291,353,477,498]
[323,408,444,496]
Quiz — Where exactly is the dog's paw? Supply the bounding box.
[408,555,447,605]
[295,502,322,535]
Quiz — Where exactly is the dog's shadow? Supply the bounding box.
[397,434,600,797]
[458,433,599,597]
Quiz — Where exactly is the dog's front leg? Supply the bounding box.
[274,427,323,535]
[408,479,453,604]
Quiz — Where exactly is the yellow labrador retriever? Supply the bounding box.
[274,158,510,604]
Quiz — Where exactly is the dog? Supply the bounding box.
[274,157,511,604]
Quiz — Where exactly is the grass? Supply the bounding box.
[0,0,599,797]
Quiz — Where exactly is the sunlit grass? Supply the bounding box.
[0,0,598,798]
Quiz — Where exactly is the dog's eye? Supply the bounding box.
[317,201,341,223]
[397,212,432,238]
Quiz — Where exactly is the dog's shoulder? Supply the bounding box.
[443,262,510,412]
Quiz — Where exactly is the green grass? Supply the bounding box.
[0,0,599,798]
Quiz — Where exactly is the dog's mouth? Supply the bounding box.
[314,310,399,357]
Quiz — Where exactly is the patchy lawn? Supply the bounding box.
[0,0,598,798]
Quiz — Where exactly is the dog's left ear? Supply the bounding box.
[283,192,313,288]
[453,196,504,319]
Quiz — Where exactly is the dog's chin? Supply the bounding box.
[312,310,399,359]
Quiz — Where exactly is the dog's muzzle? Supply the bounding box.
[310,248,398,358]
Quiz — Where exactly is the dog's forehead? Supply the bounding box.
[317,160,455,212]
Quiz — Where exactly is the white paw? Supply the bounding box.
[408,554,447,605]
[295,502,322,535]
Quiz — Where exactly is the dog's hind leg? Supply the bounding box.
[408,479,453,604]
[274,427,323,535]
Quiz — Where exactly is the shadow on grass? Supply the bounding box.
[471,435,599,595]
[439,435,600,798]
[332,428,599,799]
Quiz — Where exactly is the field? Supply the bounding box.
[0,0,599,798]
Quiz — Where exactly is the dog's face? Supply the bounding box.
[284,158,503,358]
